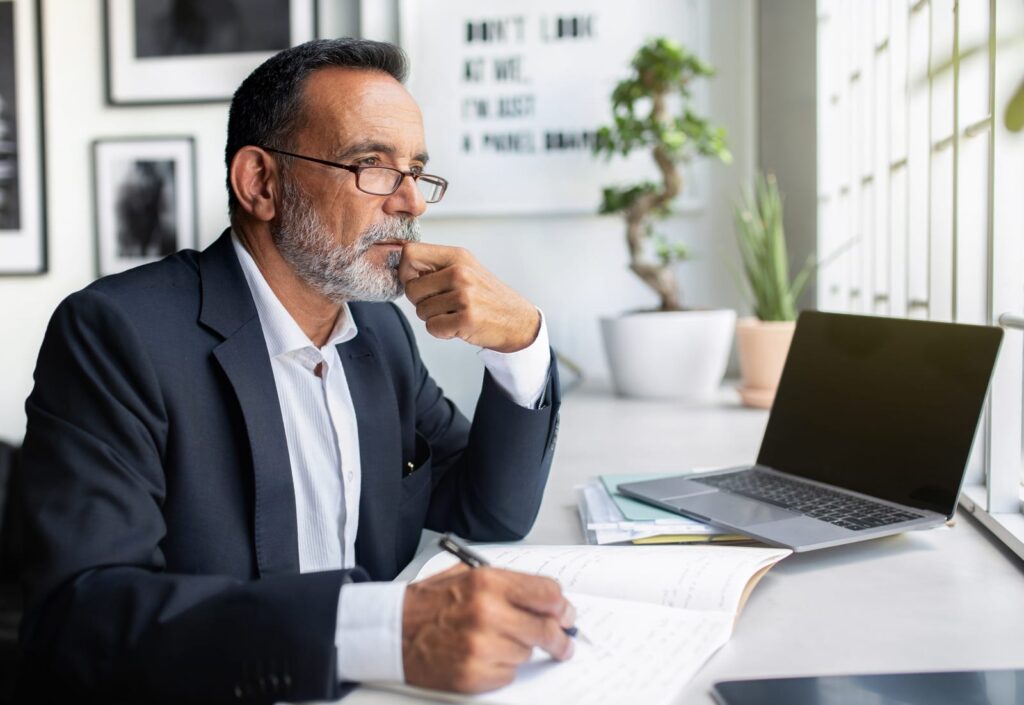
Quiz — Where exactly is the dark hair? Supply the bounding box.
[224,38,408,216]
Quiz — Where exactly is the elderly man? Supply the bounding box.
[19,38,572,702]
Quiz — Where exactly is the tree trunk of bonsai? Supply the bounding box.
[625,208,682,311]
[624,92,684,311]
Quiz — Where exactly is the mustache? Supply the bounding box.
[354,216,421,256]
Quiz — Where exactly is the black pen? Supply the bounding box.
[437,534,588,642]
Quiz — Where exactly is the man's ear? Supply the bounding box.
[230,146,279,222]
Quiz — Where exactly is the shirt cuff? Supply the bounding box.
[335,581,407,683]
[478,309,551,408]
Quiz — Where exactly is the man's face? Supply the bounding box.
[270,67,429,303]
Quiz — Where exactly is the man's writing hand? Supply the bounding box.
[398,243,541,353]
[402,565,576,693]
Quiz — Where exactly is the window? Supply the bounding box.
[817,0,1024,557]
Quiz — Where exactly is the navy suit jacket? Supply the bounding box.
[18,231,560,703]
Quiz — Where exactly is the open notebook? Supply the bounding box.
[365,544,790,705]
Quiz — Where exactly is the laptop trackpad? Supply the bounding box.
[668,491,800,525]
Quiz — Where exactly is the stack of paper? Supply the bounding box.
[576,474,749,545]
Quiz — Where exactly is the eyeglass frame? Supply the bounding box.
[260,146,449,203]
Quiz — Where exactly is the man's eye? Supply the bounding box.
[358,157,379,166]
[410,165,424,176]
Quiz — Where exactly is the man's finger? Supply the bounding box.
[415,290,466,323]
[398,242,465,285]
[424,312,463,341]
[455,572,574,663]
[489,599,574,662]
[477,630,533,667]
[404,267,457,306]
[452,661,519,694]
[503,574,569,619]
[498,573,576,659]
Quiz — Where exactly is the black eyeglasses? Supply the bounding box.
[261,147,448,203]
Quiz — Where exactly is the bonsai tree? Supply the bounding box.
[595,37,732,311]
[733,173,814,321]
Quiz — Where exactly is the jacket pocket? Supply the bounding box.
[400,431,433,502]
[397,432,433,566]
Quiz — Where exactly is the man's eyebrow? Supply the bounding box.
[336,140,430,165]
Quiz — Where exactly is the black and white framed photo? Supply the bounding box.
[104,0,318,105]
[0,0,46,274]
[93,137,197,277]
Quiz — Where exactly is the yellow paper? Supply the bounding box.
[631,534,750,545]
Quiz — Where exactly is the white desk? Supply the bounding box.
[346,387,1024,704]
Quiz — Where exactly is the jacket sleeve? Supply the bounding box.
[18,289,361,704]
[389,305,561,542]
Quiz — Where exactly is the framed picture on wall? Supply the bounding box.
[92,137,197,277]
[104,0,319,105]
[0,0,46,274]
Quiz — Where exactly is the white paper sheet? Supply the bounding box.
[417,544,790,614]
[366,592,733,705]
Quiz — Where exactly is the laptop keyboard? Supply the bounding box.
[695,469,923,531]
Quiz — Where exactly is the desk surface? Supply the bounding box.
[344,387,1024,705]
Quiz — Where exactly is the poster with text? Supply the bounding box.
[400,0,706,217]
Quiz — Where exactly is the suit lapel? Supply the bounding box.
[341,324,402,581]
[200,231,300,577]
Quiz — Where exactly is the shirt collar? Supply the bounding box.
[231,231,358,359]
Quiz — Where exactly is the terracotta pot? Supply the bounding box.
[735,318,796,409]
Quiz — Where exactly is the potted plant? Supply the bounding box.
[732,173,814,408]
[594,37,734,399]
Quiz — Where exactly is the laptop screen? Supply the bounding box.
[756,311,1003,517]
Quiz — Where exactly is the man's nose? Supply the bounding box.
[384,173,428,218]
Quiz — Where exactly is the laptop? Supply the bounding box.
[619,311,1003,552]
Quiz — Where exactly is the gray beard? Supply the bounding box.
[270,176,421,304]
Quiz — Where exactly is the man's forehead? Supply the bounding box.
[301,67,426,154]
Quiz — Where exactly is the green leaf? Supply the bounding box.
[652,233,690,265]
[1006,77,1024,133]
[732,172,814,321]
[599,182,661,215]
[593,36,730,165]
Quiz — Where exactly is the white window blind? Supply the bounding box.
[816,0,1024,557]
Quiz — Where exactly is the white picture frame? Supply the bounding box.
[93,137,197,277]
[104,0,318,105]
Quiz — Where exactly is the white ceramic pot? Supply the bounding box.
[735,317,796,409]
[600,309,736,400]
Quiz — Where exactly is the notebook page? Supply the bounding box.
[365,592,733,705]
[416,545,790,614]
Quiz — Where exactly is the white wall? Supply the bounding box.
[0,0,232,442]
[0,0,756,441]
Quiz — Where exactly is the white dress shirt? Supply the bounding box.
[230,234,551,683]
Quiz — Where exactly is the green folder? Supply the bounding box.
[600,473,691,522]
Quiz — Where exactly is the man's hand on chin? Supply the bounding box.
[401,564,576,693]
[398,243,541,353]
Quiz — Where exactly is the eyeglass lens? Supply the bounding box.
[357,167,445,203]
